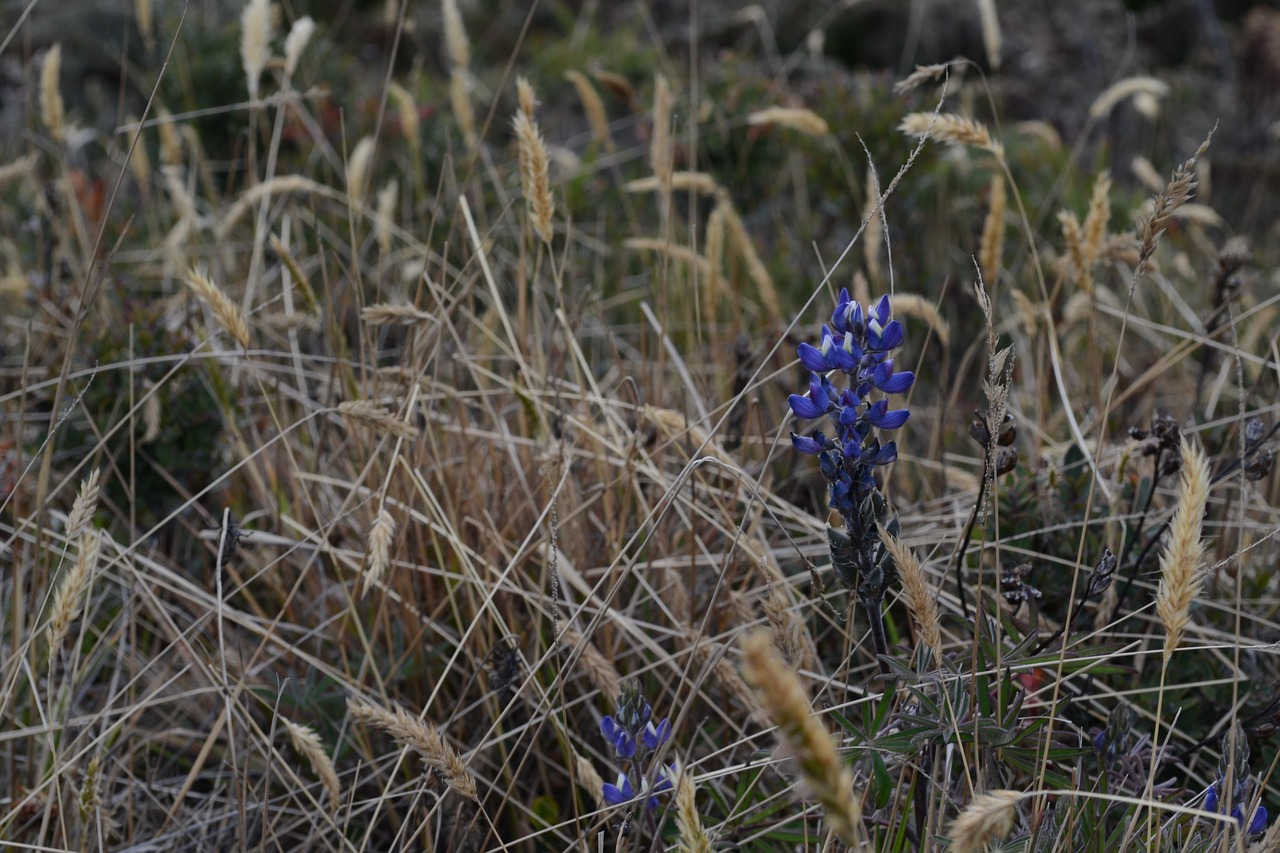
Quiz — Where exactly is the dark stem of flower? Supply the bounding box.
[858,590,891,675]
[947,446,992,622]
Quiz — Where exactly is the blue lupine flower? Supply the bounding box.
[1204,782,1268,833]
[642,718,670,750]
[601,766,675,809]
[600,716,635,759]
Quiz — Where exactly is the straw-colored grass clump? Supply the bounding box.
[347,697,477,801]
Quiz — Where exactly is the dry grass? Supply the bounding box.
[1,6,1276,852]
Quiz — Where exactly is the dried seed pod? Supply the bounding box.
[1086,548,1117,599]
[995,446,1018,476]
[1245,448,1274,481]
[1001,562,1041,604]
[970,412,990,446]
[995,413,1017,446]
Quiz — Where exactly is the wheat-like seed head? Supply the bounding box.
[747,107,830,137]
[895,63,950,93]
[46,532,101,652]
[240,0,273,101]
[879,527,942,667]
[674,767,713,853]
[1082,170,1112,267]
[515,75,536,118]
[573,752,604,806]
[361,303,432,326]
[715,192,781,320]
[449,69,477,153]
[40,45,65,144]
[442,0,470,69]
[363,509,397,599]
[375,179,398,256]
[283,16,316,78]
[282,718,341,810]
[899,112,1003,159]
[1155,438,1211,662]
[624,238,711,276]
[979,175,1006,287]
[704,202,726,319]
[564,70,613,152]
[336,400,420,440]
[1089,76,1169,119]
[650,74,673,192]
[741,631,863,847]
[949,790,1023,853]
[219,174,323,238]
[1059,209,1090,289]
[1138,132,1213,272]
[558,625,621,702]
[347,697,477,800]
[976,0,1001,70]
[185,268,251,350]
[512,104,555,244]
[66,469,101,540]
[346,136,375,203]
[387,82,419,155]
[625,172,720,196]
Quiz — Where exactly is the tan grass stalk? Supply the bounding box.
[761,588,816,673]
[282,718,340,809]
[442,0,470,69]
[450,69,477,153]
[898,112,1003,158]
[241,0,273,101]
[375,179,398,255]
[979,174,1006,286]
[574,752,605,805]
[894,62,949,94]
[269,233,321,312]
[674,767,713,853]
[557,625,621,701]
[163,165,196,226]
[156,107,182,166]
[741,631,863,847]
[1082,170,1111,267]
[890,292,952,345]
[141,385,161,444]
[346,136,375,203]
[124,115,152,198]
[976,0,1002,70]
[863,164,882,284]
[388,82,419,156]
[1155,438,1210,662]
[1088,76,1169,119]
[650,74,673,195]
[747,107,830,137]
[513,89,555,243]
[219,174,324,237]
[564,70,613,152]
[516,75,536,119]
[362,303,431,326]
[949,790,1023,853]
[336,400,420,440]
[283,16,316,78]
[135,0,154,52]
[1131,156,1164,192]
[0,154,38,188]
[623,238,711,276]
[46,532,100,650]
[704,202,726,318]
[879,526,942,667]
[1059,210,1089,289]
[592,68,635,105]
[363,509,396,598]
[347,697,477,800]
[40,45,65,144]
[1138,133,1213,272]
[716,193,782,320]
[185,268,251,350]
[625,172,720,196]
[66,468,101,540]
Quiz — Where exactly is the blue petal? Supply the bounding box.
[832,288,853,332]
[644,718,670,749]
[612,731,636,759]
[789,394,826,420]
[879,370,915,395]
[791,432,827,454]
[877,319,905,350]
[1249,805,1268,834]
[797,342,829,373]
[602,773,634,805]
[1205,783,1219,813]
[601,716,618,741]
[867,441,898,465]
[831,344,858,373]
[867,401,910,430]
[872,294,892,325]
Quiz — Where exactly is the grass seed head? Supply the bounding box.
[949,790,1023,853]
[240,0,273,101]
[1156,438,1211,662]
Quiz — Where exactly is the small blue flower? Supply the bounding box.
[788,374,832,420]
[791,431,834,455]
[865,399,910,430]
[642,718,670,750]
[602,772,634,806]
[872,359,914,395]
[1204,782,1268,833]
[601,767,676,810]
[600,716,636,759]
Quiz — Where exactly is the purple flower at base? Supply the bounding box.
[871,359,914,395]
[600,716,636,759]
[1204,782,1268,834]
[601,767,675,809]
